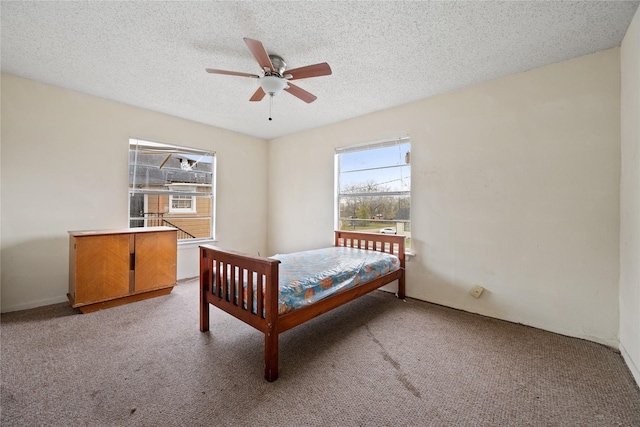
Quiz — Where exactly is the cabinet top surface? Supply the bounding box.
[68,227,177,237]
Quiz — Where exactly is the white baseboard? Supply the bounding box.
[420,295,621,348]
[1,295,69,314]
[619,342,640,388]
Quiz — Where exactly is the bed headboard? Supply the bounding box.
[334,230,406,267]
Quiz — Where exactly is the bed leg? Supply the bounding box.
[200,275,210,332]
[200,296,210,332]
[397,275,406,300]
[200,250,211,332]
[264,327,279,381]
[200,302,210,332]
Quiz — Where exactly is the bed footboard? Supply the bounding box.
[199,245,281,380]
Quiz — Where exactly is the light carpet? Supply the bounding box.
[2,279,639,426]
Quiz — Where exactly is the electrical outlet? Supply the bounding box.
[470,285,484,298]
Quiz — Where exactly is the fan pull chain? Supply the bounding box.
[268,95,273,121]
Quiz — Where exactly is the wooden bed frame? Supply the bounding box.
[199,230,406,381]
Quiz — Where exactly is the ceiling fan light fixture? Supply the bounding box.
[259,75,288,96]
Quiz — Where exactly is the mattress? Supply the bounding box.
[272,246,400,314]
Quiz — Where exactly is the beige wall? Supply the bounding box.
[0,74,268,312]
[620,7,640,385]
[268,49,622,347]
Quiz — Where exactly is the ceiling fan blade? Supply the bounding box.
[249,87,266,102]
[284,82,317,103]
[285,62,332,80]
[206,68,259,78]
[243,38,274,72]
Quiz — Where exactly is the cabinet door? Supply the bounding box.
[134,230,177,292]
[74,234,131,304]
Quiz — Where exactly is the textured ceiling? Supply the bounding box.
[1,1,638,140]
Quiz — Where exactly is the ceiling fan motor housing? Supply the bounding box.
[268,55,287,76]
[259,55,289,96]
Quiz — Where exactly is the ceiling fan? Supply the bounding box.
[206,38,332,105]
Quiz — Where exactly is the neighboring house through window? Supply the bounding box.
[335,137,411,248]
[128,139,215,242]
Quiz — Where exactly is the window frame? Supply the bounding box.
[335,137,411,248]
[128,138,216,243]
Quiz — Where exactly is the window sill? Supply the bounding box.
[178,239,217,249]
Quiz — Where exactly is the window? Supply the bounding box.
[335,137,411,248]
[169,195,196,213]
[128,139,215,242]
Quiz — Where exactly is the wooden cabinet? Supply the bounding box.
[68,227,177,313]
